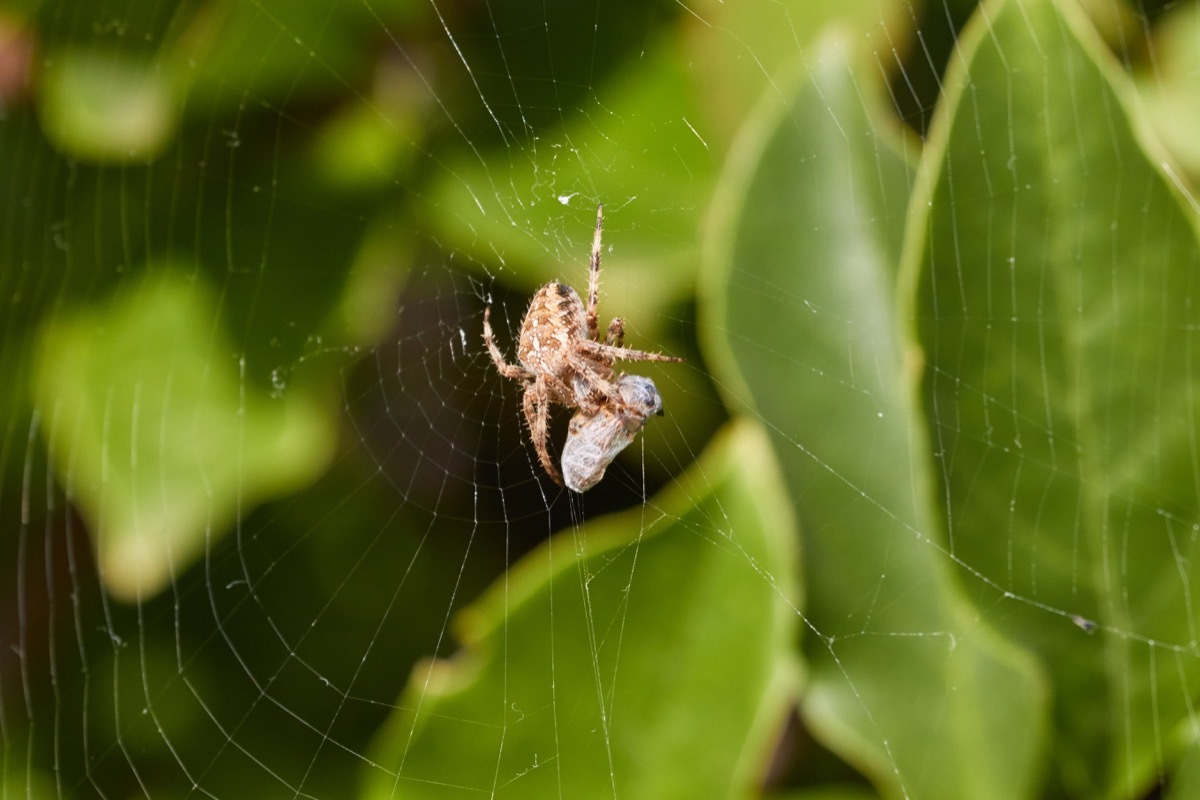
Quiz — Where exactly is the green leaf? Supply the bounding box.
[907,0,1200,794]
[427,37,708,324]
[171,0,424,116]
[362,420,799,799]
[32,269,335,601]
[685,0,903,148]
[1166,743,1200,800]
[705,28,1047,799]
[1134,2,1200,176]
[39,49,179,163]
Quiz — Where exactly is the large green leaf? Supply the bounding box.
[906,0,1200,795]
[32,269,335,601]
[705,29,1047,799]
[362,420,799,799]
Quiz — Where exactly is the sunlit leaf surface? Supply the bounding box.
[706,26,1047,800]
[363,421,799,799]
[911,0,1200,794]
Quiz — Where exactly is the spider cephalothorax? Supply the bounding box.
[482,204,683,487]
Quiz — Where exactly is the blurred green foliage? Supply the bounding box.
[362,422,799,800]
[708,29,1046,799]
[4,0,1200,797]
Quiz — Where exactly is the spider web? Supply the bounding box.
[3,0,1200,798]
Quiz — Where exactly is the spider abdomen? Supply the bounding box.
[517,282,590,374]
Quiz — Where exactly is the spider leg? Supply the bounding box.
[572,362,627,410]
[524,379,564,485]
[586,204,603,341]
[483,306,534,379]
[580,339,686,364]
[542,373,576,408]
[606,316,624,346]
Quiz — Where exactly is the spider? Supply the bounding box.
[482,204,683,487]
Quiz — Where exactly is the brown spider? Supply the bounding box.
[482,204,683,486]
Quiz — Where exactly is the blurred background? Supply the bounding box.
[4,0,1200,797]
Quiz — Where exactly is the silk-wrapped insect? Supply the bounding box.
[562,374,664,492]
